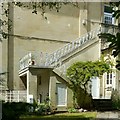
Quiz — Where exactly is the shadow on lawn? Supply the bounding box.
[20,115,95,120]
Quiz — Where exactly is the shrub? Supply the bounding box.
[68,107,77,113]
[35,102,51,115]
[111,89,120,110]
[2,102,33,120]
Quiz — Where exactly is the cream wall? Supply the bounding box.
[49,71,73,110]
[14,5,79,41]
[4,2,103,90]
[12,4,80,89]
[0,42,2,72]
[13,38,69,89]
[37,70,50,102]
[61,39,101,70]
[79,2,102,36]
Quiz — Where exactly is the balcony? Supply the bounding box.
[19,52,49,72]
[99,23,119,50]
[100,23,119,35]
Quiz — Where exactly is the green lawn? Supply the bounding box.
[20,112,97,120]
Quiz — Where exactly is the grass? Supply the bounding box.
[20,112,97,120]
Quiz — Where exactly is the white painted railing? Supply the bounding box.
[45,28,100,67]
[2,90,27,102]
[100,24,119,50]
[19,53,32,70]
[100,23,119,35]
[19,52,49,71]
[19,24,119,71]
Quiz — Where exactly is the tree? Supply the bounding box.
[100,2,120,70]
[66,60,110,109]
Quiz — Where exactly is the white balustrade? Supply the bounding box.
[19,24,118,70]
[3,90,27,102]
[45,27,101,67]
[19,52,50,70]
[100,24,119,35]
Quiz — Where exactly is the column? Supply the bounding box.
[27,70,37,103]
[49,71,57,108]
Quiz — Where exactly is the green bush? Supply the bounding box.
[2,102,33,120]
[35,102,51,115]
[68,107,77,113]
[111,89,120,110]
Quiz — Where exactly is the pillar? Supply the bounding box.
[49,71,56,108]
[27,70,37,103]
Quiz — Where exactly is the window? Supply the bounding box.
[104,5,114,24]
[104,5,112,13]
[106,72,112,85]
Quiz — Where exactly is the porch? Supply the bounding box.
[19,66,52,103]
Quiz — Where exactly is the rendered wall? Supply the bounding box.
[2,2,103,90]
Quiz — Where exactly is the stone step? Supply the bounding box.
[93,99,113,111]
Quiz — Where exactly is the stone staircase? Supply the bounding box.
[44,24,118,68]
[19,27,100,71]
[45,28,100,67]
[19,24,118,73]
[93,99,113,111]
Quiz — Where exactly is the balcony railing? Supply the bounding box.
[100,23,119,35]
[100,23,119,50]
[19,52,49,71]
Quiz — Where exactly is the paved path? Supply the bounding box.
[96,111,120,119]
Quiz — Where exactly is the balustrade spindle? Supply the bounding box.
[68,44,71,52]
[71,43,74,51]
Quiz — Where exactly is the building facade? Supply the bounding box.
[0,2,120,111]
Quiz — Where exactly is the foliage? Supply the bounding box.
[35,94,52,115]
[110,2,120,19]
[66,60,110,109]
[101,2,120,70]
[67,61,110,90]
[13,2,79,15]
[111,89,120,110]
[68,107,77,113]
[2,102,33,120]
[35,102,51,115]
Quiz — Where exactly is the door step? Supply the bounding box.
[93,99,114,111]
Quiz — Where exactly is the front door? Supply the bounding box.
[104,72,115,99]
[56,83,67,106]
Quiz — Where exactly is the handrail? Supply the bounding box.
[19,24,119,71]
[45,28,100,67]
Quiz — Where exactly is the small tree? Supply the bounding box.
[66,60,110,109]
[99,2,120,70]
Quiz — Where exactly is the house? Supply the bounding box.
[0,2,120,111]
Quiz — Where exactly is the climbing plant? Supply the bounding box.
[66,60,110,109]
[100,1,120,70]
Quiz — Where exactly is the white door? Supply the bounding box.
[91,77,100,99]
[104,72,115,99]
[56,83,67,106]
